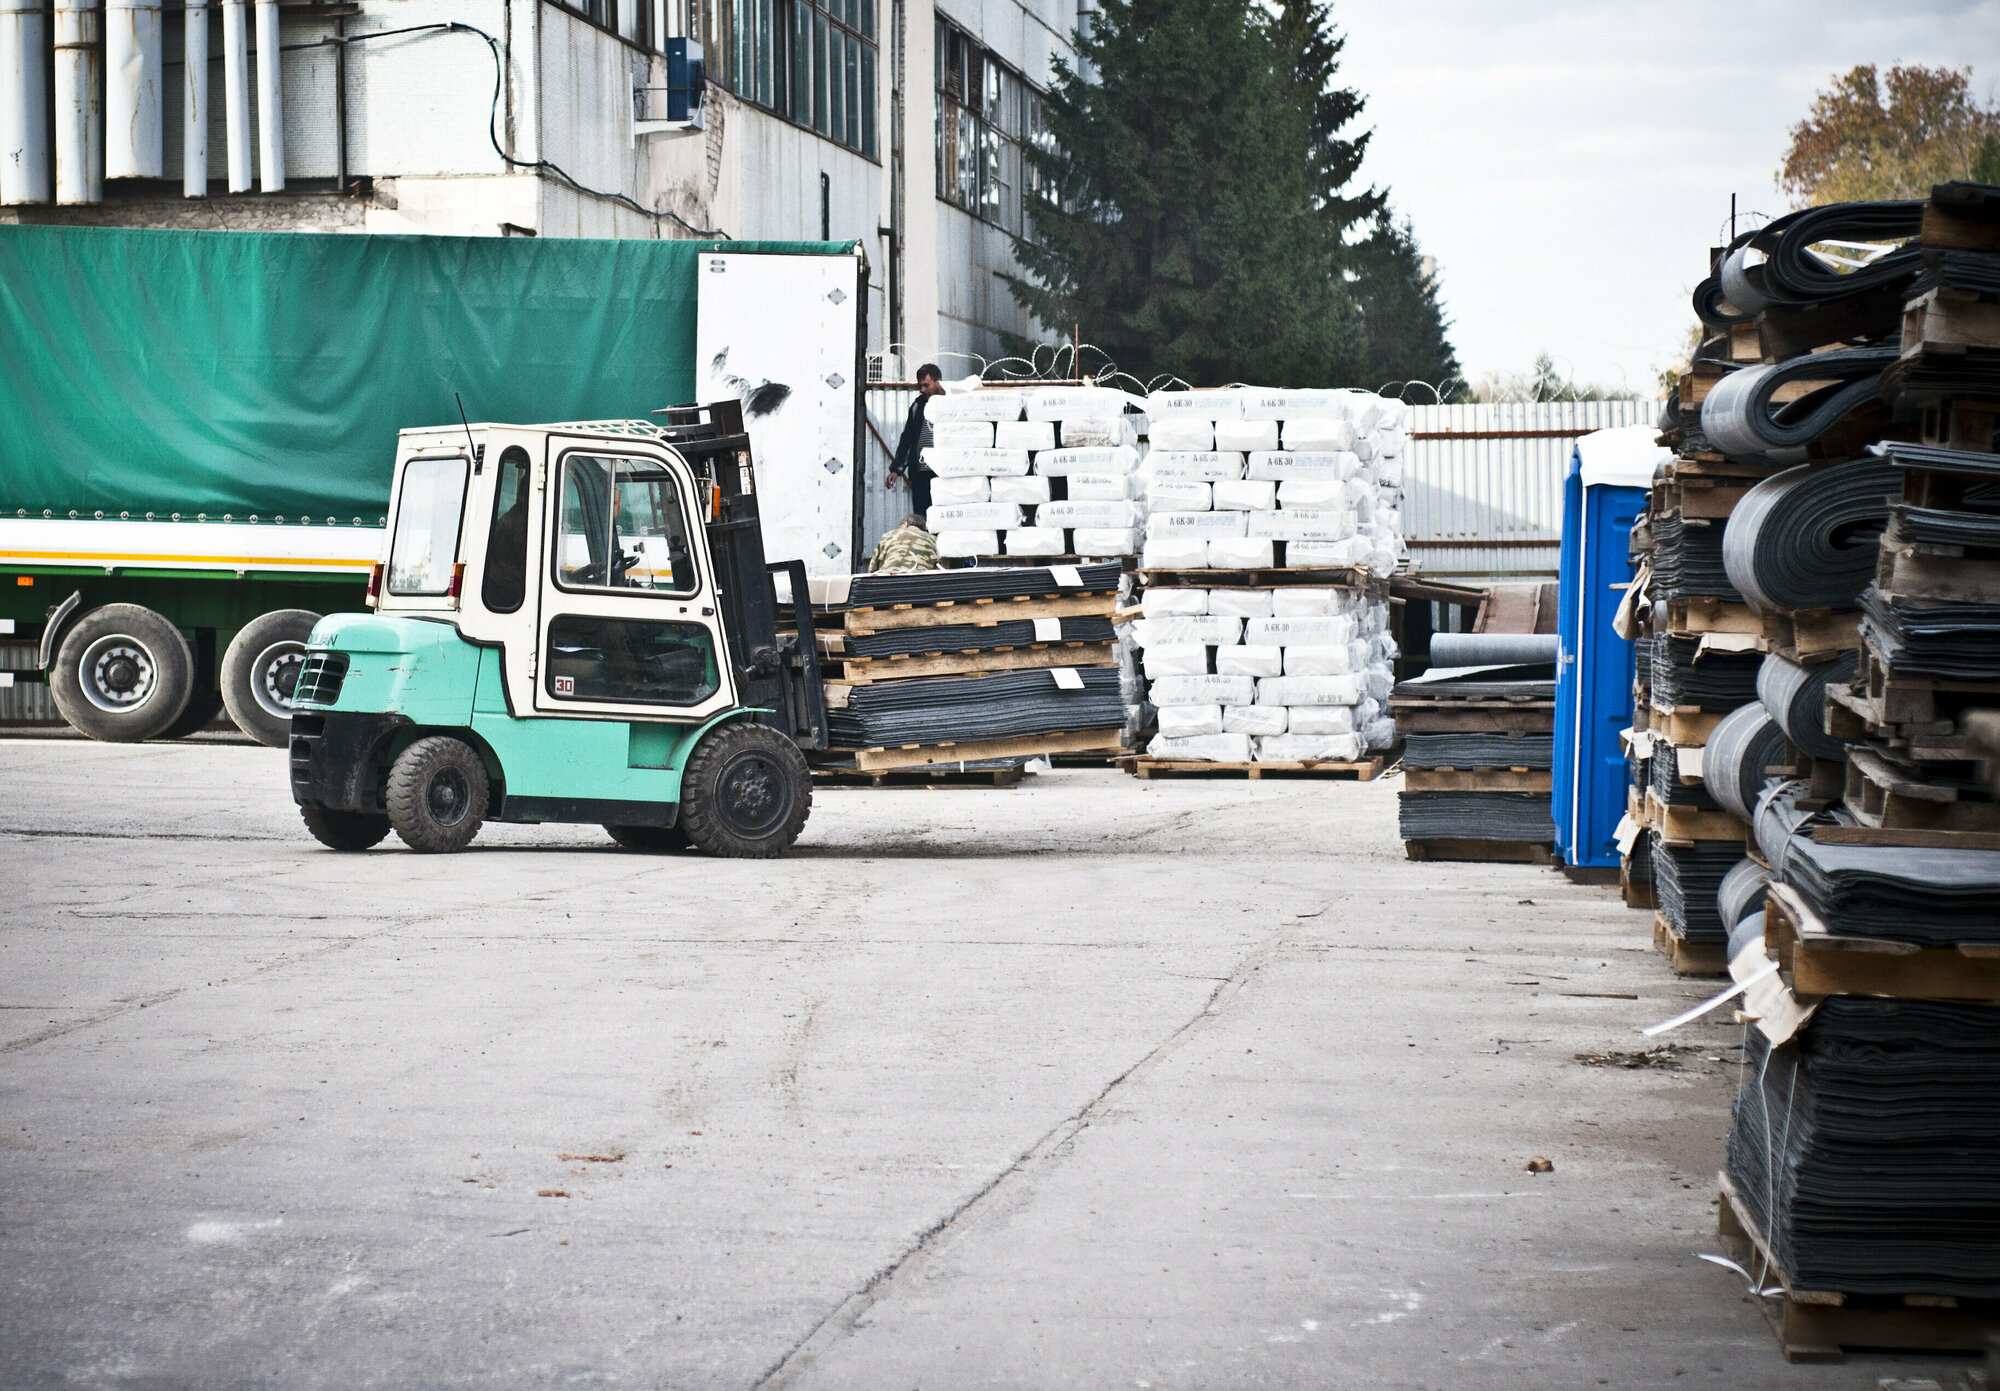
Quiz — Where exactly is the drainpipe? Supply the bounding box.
[221,0,249,191]
[183,0,207,194]
[105,0,163,179]
[53,0,103,203]
[0,0,52,202]
[253,0,281,190]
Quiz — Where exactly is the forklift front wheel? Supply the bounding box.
[386,736,490,854]
[677,721,812,859]
[300,803,392,852]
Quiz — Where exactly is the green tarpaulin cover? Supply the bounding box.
[0,226,853,520]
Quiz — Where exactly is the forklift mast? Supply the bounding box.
[650,401,829,751]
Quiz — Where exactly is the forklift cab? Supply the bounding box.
[289,407,826,857]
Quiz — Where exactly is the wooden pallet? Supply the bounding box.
[1402,766,1551,793]
[1389,705,1554,735]
[939,553,1137,570]
[829,643,1117,684]
[848,728,1123,772]
[1764,880,2000,1002]
[1876,532,2000,606]
[841,592,1118,634]
[812,766,1025,788]
[1665,596,1765,639]
[1403,837,1554,864]
[1645,705,1729,747]
[1653,913,1728,977]
[1823,684,1971,762]
[1644,787,1748,847]
[1760,608,1861,665]
[1621,859,1656,910]
[1716,1169,2000,1362]
[1843,744,2000,832]
[1122,755,1386,781]
[1901,286,2000,360]
[1136,566,1380,591]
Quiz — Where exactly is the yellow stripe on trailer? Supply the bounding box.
[0,549,373,570]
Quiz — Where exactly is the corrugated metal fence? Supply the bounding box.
[861,388,1659,578]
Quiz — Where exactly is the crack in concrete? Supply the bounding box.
[748,905,1311,1391]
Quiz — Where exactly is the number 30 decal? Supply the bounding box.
[554,676,575,695]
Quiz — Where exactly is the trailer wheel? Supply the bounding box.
[677,721,811,858]
[221,609,321,747]
[385,735,489,853]
[603,823,691,852]
[300,803,392,851]
[49,604,195,743]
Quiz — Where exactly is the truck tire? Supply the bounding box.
[300,803,392,851]
[676,721,811,858]
[221,609,321,747]
[49,604,195,743]
[385,735,489,853]
[603,823,691,852]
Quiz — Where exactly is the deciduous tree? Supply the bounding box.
[1779,64,2000,206]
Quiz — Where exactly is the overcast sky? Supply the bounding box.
[1330,0,2000,398]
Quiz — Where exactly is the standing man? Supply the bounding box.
[887,363,946,521]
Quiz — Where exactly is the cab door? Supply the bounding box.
[532,437,738,721]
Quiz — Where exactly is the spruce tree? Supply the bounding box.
[1348,214,1460,392]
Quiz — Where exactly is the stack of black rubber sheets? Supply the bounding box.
[825,667,1126,750]
[1650,836,1740,944]
[1780,836,2000,946]
[1649,634,1761,712]
[1393,662,1556,851]
[1863,443,2000,682]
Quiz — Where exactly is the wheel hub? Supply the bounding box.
[717,752,788,837]
[79,635,158,712]
[427,768,471,827]
[252,641,308,720]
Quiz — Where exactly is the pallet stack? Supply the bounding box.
[802,563,1130,773]
[1391,649,1557,863]
[1119,387,1404,780]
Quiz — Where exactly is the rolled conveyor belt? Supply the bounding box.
[1721,458,1897,611]
[1715,199,1926,313]
[1703,701,1788,823]
[1717,856,1769,934]
[1757,650,1859,762]
[1751,777,1852,879]
[1428,633,1559,668]
[1700,348,1900,458]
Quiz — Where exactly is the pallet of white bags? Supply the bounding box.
[1119,756,1386,781]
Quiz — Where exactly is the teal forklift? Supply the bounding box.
[288,403,828,857]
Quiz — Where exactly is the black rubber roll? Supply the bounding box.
[1692,276,1755,330]
[1721,458,1897,611]
[1758,650,1859,762]
[1717,856,1770,934]
[1701,348,1899,456]
[1716,199,1925,312]
[1726,910,1766,964]
[1704,702,1787,822]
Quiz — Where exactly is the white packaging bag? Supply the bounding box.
[1281,416,1357,452]
[1141,535,1210,569]
[935,529,1001,558]
[1335,389,1383,430]
[1151,510,1246,537]
[1035,445,1141,476]
[1065,471,1139,501]
[995,419,1057,451]
[1376,427,1407,458]
[1245,450,1358,482]
[1214,419,1280,452]
[1258,733,1363,762]
[1024,385,1139,421]
[1146,451,1246,480]
[1072,527,1141,555]
[1156,703,1224,739]
[1147,388,1245,420]
[1133,615,1243,647]
[1283,645,1356,676]
[1150,673,1254,706]
[1059,416,1136,448]
[1215,644,1283,678]
[1271,587,1337,617]
[1223,703,1287,736]
[927,391,1024,422]
[1146,731,1253,763]
[1005,527,1066,556]
[1247,615,1355,646]
[1246,508,1356,542]
[1256,674,1363,706]
[1359,667,1394,700]
[1364,716,1398,750]
[1039,498,1143,528]
[923,447,1032,478]
[1288,538,1374,568]
[929,475,991,505]
[1146,478,1212,512]
[1204,588,1273,619]
[1287,704,1355,735]
[1276,479,1350,509]
[1241,389,1330,418]
[928,501,1024,529]
[1211,478,1276,511]
[1149,417,1215,451]
[1141,588,1207,617]
[1207,537,1275,568]
[1142,643,1209,677]
[989,474,1054,505]
[932,420,997,449]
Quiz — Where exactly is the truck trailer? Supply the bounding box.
[0,226,867,744]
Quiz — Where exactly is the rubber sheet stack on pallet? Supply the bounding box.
[1119,387,1404,779]
[922,387,1148,561]
[800,563,1129,772]
[1665,179,2000,1362]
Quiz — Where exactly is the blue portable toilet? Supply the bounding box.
[1554,426,1665,872]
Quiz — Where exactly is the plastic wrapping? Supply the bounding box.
[1205,588,1273,619]
[1151,510,1246,537]
[931,420,996,449]
[1038,498,1144,528]
[1271,587,1340,616]
[1024,385,1142,421]
[1246,508,1356,541]
[1059,416,1138,448]
[988,475,1053,505]
[1149,418,1215,451]
[935,529,1001,558]
[1257,673,1363,706]
[1281,417,1357,451]
[1146,451,1246,480]
[1276,479,1351,508]
[922,447,1033,477]
[1146,478,1213,512]
[1142,644,1210,677]
[995,419,1057,451]
[1216,644,1283,677]
[1072,527,1142,555]
[1147,388,1245,420]
[1157,703,1224,738]
[928,502,1025,529]
[1215,419,1280,452]
[1035,445,1142,476]
[1065,471,1140,501]
[1141,589,1208,617]
[1287,705,1354,735]
[1141,536,1210,568]
[927,391,1026,422]
[1283,645,1356,676]
[1208,537,1275,568]
[1147,731,1253,762]
[1258,732,1364,761]
[1223,704,1288,736]
[1288,537,1374,568]
[1133,615,1244,646]
[1211,478,1277,511]
[1246,615,1355,646]
[1149,673,1255,705]
[1246,450,1358,482]
[1004,527,1066,556]
[929,475,991,505]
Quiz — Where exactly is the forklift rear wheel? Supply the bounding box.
[603,823,691,852]
[49,604,195,743]
[300,803,392,851]
[677,721,811,858]
[385,736,490,853]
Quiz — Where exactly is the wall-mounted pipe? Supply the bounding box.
[0,0,52,203]
[253,0,281,190]
[105,0,163,179]
[183,0,207,195]
[53,0,103,203]
[221,0,249,191]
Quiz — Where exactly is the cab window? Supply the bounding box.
[544,615,720,706]
[554,454,698,595]
[482,446,533,613]
[387,456,469,596]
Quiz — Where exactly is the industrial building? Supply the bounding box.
[0,0,1083,373]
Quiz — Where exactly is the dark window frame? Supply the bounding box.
[934,19,1047,237]
[543,612,723,707]
[703,0,878,161]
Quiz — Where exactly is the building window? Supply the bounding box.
[701,0,877,158]
[935,21,1045,237]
